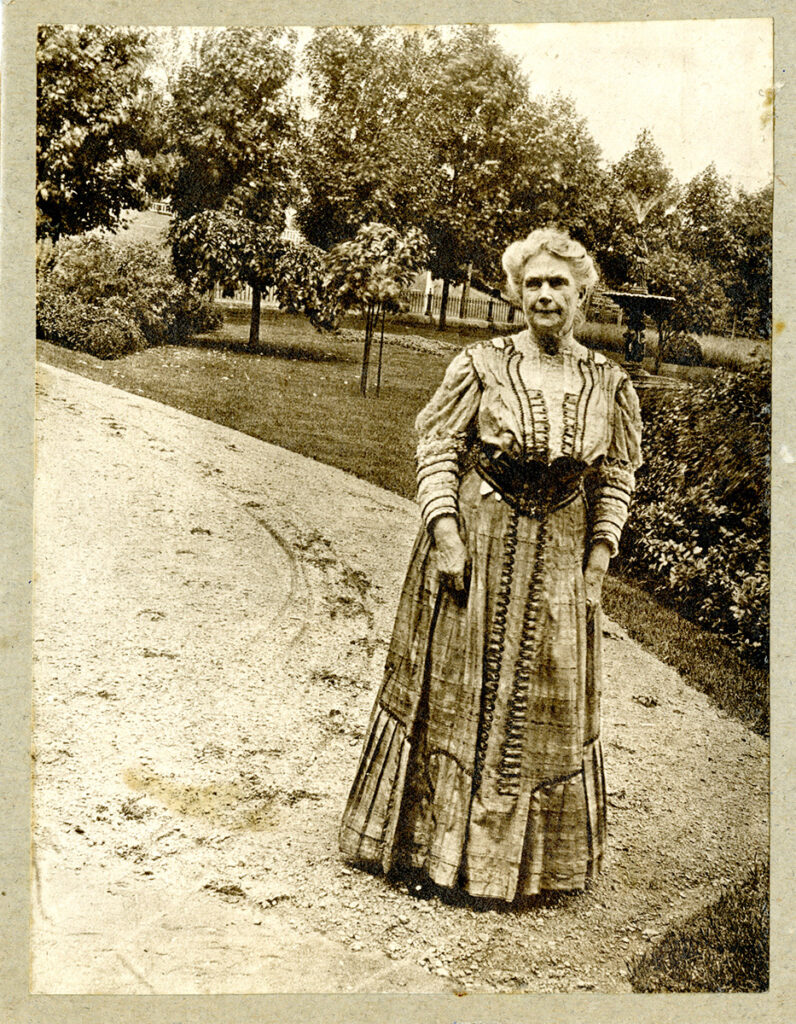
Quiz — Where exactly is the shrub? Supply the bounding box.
[620,364,770,666]
[664,331,703,366]
[37,234,222,358]
[37,289,148,359]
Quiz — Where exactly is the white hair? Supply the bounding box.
[502,226,599,305]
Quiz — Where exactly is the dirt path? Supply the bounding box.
[32,362,768,994]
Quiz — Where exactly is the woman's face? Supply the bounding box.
[521,252,582,341]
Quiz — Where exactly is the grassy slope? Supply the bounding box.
[629,858,769,992]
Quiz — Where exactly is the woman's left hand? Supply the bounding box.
[583,564,605,619]
[584,540,611,620]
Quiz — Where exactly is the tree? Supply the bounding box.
[417,26,530,329]
[325,223,428,395]
[597,129,679,289]
[37,26,155,240]
[297,27,440,251]
[725,182,773,338]
[171,209,337,334]
[298,26,607,331]
[679,163,735,271]
[645,246,731,358]
[167,28,299,346]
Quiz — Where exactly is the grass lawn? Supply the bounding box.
[38,309,768,738]
[629,857,768,992]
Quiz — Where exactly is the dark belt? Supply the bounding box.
[473,444,585,517]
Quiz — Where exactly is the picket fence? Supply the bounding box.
[212,284,520,325]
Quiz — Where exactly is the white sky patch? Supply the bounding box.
[494,19,773,190]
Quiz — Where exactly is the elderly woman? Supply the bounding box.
[340,227,642,901]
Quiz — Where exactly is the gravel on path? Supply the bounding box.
[31,362,768,994]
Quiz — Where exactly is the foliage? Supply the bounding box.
[645,246,732,350]
[595,131,675,285]
[630,857,768,992]
[508,94,609,254]
[326,222,429,394]
[621,366,770,666]
[297,27,440,251]
[37,26,156,240]
[37,234,221,358]
[415,26,528,321]
[167,27,297,221]
[299,26,606,330]
[171,211,338,332]
[678,163,735,269]
[167,28,299,345]
[270,241,340,331]
[663,331,703,367]
[725,182,773,339]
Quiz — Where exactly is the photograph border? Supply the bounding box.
[2,1,793,1021]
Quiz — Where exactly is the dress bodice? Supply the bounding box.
[414,330,643,558]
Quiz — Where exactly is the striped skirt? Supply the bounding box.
[339,468,607,901]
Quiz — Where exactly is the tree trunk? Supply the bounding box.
[360,302,374,396]
[459,263,472,320]
[248,282,262,348]
[438,277,451,331]
[376,306,386,396]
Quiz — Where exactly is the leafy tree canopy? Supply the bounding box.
[725,182,773,338]
[297,27,441,250]
[167,27,298,224]
[166,28,301,344]
[37,25,155,240]
[679,163,735,269]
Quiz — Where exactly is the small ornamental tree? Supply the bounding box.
[170,209,337,335]
[325,223,428,395]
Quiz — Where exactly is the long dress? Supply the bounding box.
[339,330,643,901]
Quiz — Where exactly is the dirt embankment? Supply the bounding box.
[32,363,768,994]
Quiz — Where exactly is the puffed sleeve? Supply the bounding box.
[590,374,643,557]
[415,346,482,531]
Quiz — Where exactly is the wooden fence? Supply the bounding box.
[213,284,519,325]
[212,283,622,329]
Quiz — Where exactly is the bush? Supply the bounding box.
[664,331,703,366]
[37,234,222,358]
[620,365,770,666]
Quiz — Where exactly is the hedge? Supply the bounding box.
[37,234,222,359]
[618,365,770,668]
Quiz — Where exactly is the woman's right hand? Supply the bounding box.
[431,515,469,594]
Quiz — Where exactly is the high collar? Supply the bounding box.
[518,329,584,360]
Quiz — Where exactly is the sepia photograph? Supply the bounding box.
[15,6,779,1010]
